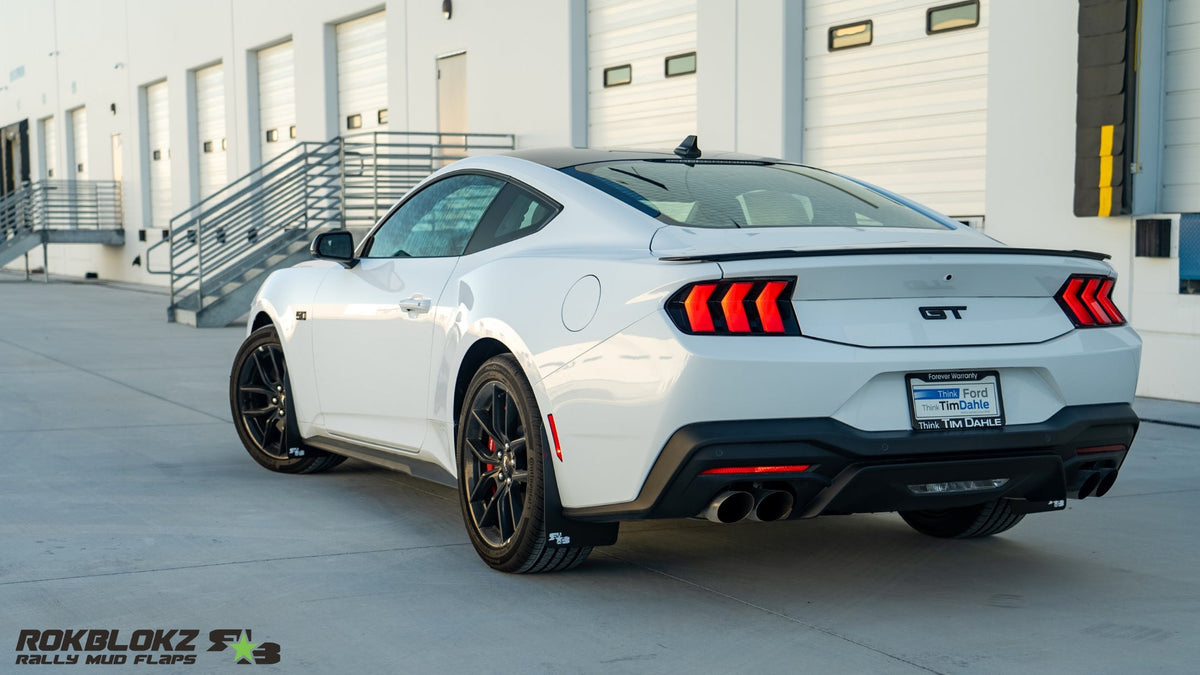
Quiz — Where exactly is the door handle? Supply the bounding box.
[397,297,431,313]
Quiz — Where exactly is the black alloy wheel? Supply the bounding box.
[229,326,344,474]
[457,355,591,573]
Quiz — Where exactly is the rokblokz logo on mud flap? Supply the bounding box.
[14,628,280,666]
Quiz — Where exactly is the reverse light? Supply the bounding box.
[668,278,801,335]
[700,464,812,476]
[907,478,1009,495]
[1055,275,1126,327]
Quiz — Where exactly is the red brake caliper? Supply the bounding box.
[486,437,495,472]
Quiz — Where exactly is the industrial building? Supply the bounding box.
[0,0,1197,401]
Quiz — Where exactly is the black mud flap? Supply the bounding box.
[542,444,619,548]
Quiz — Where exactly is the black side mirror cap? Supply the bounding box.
[310,230,358,268]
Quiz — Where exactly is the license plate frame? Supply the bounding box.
[906,370,1005,432]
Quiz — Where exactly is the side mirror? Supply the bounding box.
[310,230,358,268]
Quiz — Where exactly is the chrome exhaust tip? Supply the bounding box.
[748,490,794,522]
[702,491,755,524]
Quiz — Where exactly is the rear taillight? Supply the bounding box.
[1054,275,1126,327]
[667,278,801,335]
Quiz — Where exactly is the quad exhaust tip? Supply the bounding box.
[748,490,794,522]
[703,491,755,524]
[1075,470,1102,499]
[1094,469,1119,497]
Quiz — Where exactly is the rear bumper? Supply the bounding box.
[562,403,1138,521]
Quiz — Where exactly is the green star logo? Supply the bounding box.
[230,632,259,664]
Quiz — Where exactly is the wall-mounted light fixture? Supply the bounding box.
[442,0,452,20]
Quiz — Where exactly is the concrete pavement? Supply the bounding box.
[1,277,1198,673]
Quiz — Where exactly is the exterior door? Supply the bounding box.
[257,40,296,165]
[194,63,226,199]
[70,108,88,180]
[310,173,506,452]
[437,52,467,165]
[145,81,171,229]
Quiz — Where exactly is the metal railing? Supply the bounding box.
[148,140,343,314]
[1,180,123,240]
[341,131,518,229]
[150,131,515,322]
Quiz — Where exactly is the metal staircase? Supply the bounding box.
[149,131,514,327]
[0,180,124,271]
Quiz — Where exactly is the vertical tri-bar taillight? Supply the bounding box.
[1054,275,1126,327]
[667,278,801,335]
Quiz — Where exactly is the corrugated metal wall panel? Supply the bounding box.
[70,107,88,180]
[336,11,388,134]
[804,0,988,217]
[41,117,57,179]
[195,64,226,199]
[587,0,697,149]
[146,81,172,229]
[257,41,296,165]
[1162,0,1200,213]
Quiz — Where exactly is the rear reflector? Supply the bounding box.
[1076,444,1126,455]
[547,414,562,462]
[1055,274,1126,327]
[700,464,812,475]
[668,278,801,335]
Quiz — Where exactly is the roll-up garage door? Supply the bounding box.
[587,0,697,149]
[41,117,57,179]
[336,11,388,134]
[1162,0,1200,213]
[257,41,296,165]
[70,108,88,180]
[804,0,988,217]
[195,64,226,200]
[146,81,172,229]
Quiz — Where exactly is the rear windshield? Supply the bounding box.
[564,160,949,230]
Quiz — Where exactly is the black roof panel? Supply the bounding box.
[504,147,782,169]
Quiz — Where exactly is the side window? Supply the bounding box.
[463,184,558,254]
[365,174,505,258]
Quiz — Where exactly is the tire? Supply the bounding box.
[456,355,592,573]
[230,325,345,474]
[899,499,1025,539]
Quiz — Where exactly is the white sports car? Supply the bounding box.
[230,138,1141,573]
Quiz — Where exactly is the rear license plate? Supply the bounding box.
[906,371,1005,432]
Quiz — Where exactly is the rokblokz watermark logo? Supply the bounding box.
[14,628,281,666]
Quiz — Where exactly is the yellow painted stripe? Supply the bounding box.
[1099,155,1114,188]
[1099,186,1113,217]
[1099,124,1114,157]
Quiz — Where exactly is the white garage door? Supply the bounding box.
[41,117,57,179]
[337,11,388,134]
[587,0,697,149]
[1162,0,1200,213]
[70,108,88,180]
[195,64,226,200]
[804,0,988,217]
[146,81,172,229]
[257,41,296,165]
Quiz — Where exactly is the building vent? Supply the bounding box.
[1135,219,1171,258]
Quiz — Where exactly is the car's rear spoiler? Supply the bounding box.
[658,246,1112,263]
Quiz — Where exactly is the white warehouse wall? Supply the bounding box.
[0,0,581,284]
[986,0,1200,403]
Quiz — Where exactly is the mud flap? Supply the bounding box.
[542,443,619,548]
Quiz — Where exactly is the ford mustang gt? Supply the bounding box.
[230,138,1141,573]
